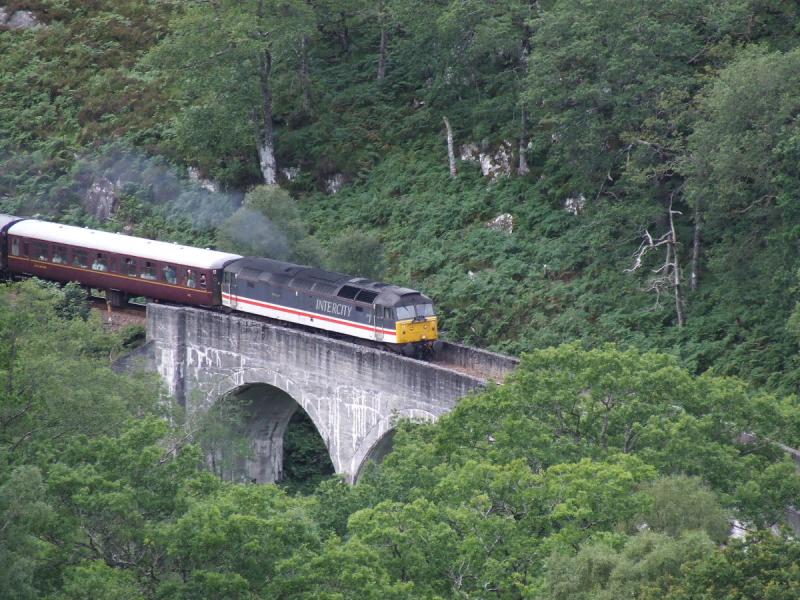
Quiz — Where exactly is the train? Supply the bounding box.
[0,214,440,356]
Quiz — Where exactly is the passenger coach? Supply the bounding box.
[3,217,241,307]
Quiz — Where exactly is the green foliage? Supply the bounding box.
[637,476,730,543]
[32,279,90,321]
[281,410,336,495]
[323,344,796,598]
[3,2,800,597]
[0,281,160,464]
[217,185,323,264]
[654,535,800,600]
[0,465,56,600]
[0,1,172,203]
[0,306,796,598]
[53,561,145,600]
[545,530,716,600]
[326,228,386,279]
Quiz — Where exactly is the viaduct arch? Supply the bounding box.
[142,304,516,483]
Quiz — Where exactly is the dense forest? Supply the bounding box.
[3,0,800,597]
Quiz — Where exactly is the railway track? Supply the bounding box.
[89,296,146,330]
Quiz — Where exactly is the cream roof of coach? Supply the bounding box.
[9,219,242,270]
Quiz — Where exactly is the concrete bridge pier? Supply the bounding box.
[216,383,300,484]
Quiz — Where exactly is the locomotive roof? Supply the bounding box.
[8,219,242,270]
[226,257,432,307]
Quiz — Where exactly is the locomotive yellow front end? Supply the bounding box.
[390,300,440,357]
[395,315,438,344]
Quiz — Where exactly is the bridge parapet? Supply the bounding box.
[434,341,519,382]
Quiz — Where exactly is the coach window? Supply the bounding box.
[34,243,49,261]
[141,262,156,280]
[185,269,196,288]
[162,264,177,284]
[91,253,107,271]
[11,238,19,256]
[22,241,29,257]
[108,256,117,273]
[125,258,138,277]
[199,273,207,288]
[52,246,66,264]
[72,250,88,268]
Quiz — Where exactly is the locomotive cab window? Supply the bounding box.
[415,304,434,317]
[396,306,415,320]
[52,246,67,264]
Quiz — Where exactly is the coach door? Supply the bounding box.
[222,271,238,309]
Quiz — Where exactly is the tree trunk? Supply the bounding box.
[443,117,457,178]
[257,49,277,185]
[518,107,530,175]
[300,34,313,115]
[668,202,685,327]
[337,12,349,54]
[377,26,388,81]
[690,200,702,291]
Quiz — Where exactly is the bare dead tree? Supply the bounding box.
[518,107,530,175]
[626,200,685,326]
[443,116,457,178]
[690,200,702,291]
[377,26,388,81]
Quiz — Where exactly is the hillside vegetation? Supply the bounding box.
[3,1,800,389]
[3,1,800,597]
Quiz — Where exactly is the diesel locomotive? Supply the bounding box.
[0,214,440,355]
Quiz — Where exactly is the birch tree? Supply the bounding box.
[144,0,314,185]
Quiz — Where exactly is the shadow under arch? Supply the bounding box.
[205,382,333,485]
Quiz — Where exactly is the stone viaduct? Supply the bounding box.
[135,304,518,483]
